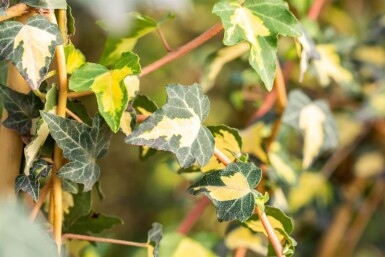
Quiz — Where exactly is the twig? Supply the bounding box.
[233,247,247,257]
[65,108,83,123]
[140,23,223,77]
[0,3,29,22]
[177,197,211,234]
[213,147,285,257]
[308,0,327,21]
[62,234,148,248]
[67,90,94,98]
[30,179,52,221]
[340,179,385,257]
[157,27,173,52]
[47,10,69,253]
[247,89,277,125]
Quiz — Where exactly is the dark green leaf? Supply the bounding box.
[189,162,262,222]
[42,113,112,190]
[62,178,78,194]
[0,84,43,134]
[148,223,163,257]
[66,4,75,36]
[15,174,39,201]
[66,100,92,126]
[66,212,123,234]
[63,190,91,232]
[30,159,51,180]
[126,84,215,168]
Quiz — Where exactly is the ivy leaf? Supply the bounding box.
[244,206,296,256]
[98,12,157,66]
[64,42,85,74]
[69,51,141,132]
[0,0,9,15]
[0,15,63,90]
[24,86,57,174]
[19,0,67,9]
[147,223,163,257]
[63,191,91,232]
[213,0,301,90]
[126,84,215,168]
[0,84,43,135]
[189,162,262,221]
[282,90,338,169]
[41,112,112,191]
[225,226,266,255]
[200,43,249,92]
[297,25,320,82]
[67,4,75,36]
[200,125,242,173]
[66,212,123,234]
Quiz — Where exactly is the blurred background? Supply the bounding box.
[62,0,385,256]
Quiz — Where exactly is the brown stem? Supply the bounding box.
[0,3,29,22]
[177,197,211,234]
[156,28,173,52]
[47,10,68,252]
[65,108,83,123]
[340,180,385,257]
[213,147,285,257]
[30,179,52,221]
[233,248,247,257]
[140,23,223,77]
[67,90,94,98]
[62,234,148,248]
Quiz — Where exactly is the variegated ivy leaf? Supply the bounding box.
[189,162,262,221]
[225,226,266,255]
[244,206,296,257]
[148,223,163,257]
[0,15,63,90]
[200,43,249,92]
[213,0,301,90]
[24,86,57,175]
[41,112,112,191]
[282,90,338,169]
[201,125,242,173]
[313,44,353,87]
[16,160,51,201]
[126,84,215,167]
[64,42,85,74]
[0,0,9,15]
[98,12,158,66]
[0,84,43,135]
[297,25,320,82]
[19,0,67,9]
[69,51,141,132]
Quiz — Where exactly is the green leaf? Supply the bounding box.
[126,84,215,168]
[63,190,91,232]
[0,84,43,135]
[64,42,85,74]
[24,86,57,174]
[0,61,8,84]
[213,0,301,90]
[19,0,67,9]
[66,100,92,126]
[62,178,78,194]
[42,112,112,191]
[69,52,141,132]
[98,12,157,66]
[15,174,39,201]
[67,4,75,36]
[0,204,59,257]
[282,90,338,168]
[0,15,63,90]
[189,162,262,221]
[200,125,242,173]
[148,223,163,257]
[66,212,123,234]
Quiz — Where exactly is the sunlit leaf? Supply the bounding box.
[147,223,163,257]
[225,226,266,255]
[288,172,331,212]
[213,0,301,90]
[64,42,85,74]
[98,12,157,66]
[120,111,136,136]
[282,90,338,169]
[201,125,242,173]
[297,25,319,82]
[126,84,215,168]
[0,84,43,135]
[241,120,271,163]
[200,43,249,92]
[0,15,63,89]
[42,113,112,191]
[189,162,262,221]
[69,52,140,132]
[19,0,67,9]
[312,44,353,87]
[354,150,385,178]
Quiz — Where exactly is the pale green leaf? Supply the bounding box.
[0,15,63,90]
[213,0,301,90]
[64,42,85,74]
[42,112,112,191]
[189,162,262,221]
[69,52,141,132]
[147,223,163,257]
[126,84,215,168]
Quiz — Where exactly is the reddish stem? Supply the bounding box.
[308,0,327,20]
[233,248,247,257]
[62,234,148,248]
[177,197,211,234]
[247,89,277,125]
[140,23,223,77]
